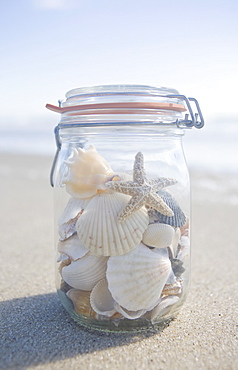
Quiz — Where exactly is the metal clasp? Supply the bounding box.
[166,94,204,129]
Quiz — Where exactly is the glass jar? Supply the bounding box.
[47,85,204,332]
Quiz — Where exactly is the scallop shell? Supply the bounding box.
[142,223,174,248]
[107,243,172,311]
[61,254,108,290]
[64,145,115,199]
[58,234,89,261]
[155,190,186,227]
[151,296,180,323]
[90,278,116,317]
[76,192,149,256]
[67,289,97,318]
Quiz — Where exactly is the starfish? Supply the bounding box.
[105,152,177,222]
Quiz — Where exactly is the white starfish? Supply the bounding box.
[105,152,177,222]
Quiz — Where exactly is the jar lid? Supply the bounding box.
[46,85,204,128]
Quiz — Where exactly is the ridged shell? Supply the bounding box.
[107,243,172,311]
[142,223,174,248]
[155,190,186,227]
[151,296,180,323]
[58,234,89,261]
[64,145,115,199]
[61,254,108,290]
[76,192,149,256]
[90,278,116,317]
[162,280,182,296]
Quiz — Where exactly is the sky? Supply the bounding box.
[0,0,238,128]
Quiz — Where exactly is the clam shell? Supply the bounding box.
[61,254,108,290]
[107,243,172,311]
[64,145,115,199]
[90,278,116,317]
[155,190,186,227]
[142,223,174,248]
[151,296,180,323]
[58,234,89,261]
[76,192,149,256]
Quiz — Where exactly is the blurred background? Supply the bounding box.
[0,0,237,174]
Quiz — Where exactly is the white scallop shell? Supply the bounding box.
[151,296,180,324]
[61,254,108,290]
[64,145,115,199]
[90,278,116,317]
[107,243,172,311]
[76,192,149,256]
[142,223,174,248]
[58,234,89,261]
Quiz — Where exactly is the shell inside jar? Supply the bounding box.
[57,148,189,327]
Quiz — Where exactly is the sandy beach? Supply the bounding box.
[0,153,237,370]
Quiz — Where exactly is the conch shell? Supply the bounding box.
[64,145,115,199]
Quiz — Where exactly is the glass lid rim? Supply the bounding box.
[65,84,180,99]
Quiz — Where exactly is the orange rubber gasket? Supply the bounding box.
[46,102,187,114]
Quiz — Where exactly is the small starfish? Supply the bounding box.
[105,152,177,222]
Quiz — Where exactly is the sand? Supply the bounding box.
[0,153,237,370]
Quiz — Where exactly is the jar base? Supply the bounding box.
[57,289,179,333]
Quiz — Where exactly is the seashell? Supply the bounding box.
[168,227,181,258]
[142,223,174,248]
[58,197,85,225]
[61,254,108,290]
[166,269,176,285]
[171,258,185,277]
[177,235,190,261]
[151,295,180,323]
[90,278,116,317]
[58,197,85,240]
[107,243,172,311]
[76,192,149,256]
[155,190,186,227]
[58,256,71,274]
[58,234,89,261]
[64,145,115,199]
[67,289,97,318]
[180,218,190,236]
[114,303,147,320]
[162,280,182,296]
